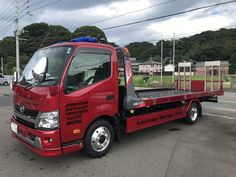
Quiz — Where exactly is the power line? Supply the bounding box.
[29,0,63,12]
[0,23,14,38]
[102,0,236,30]
[0,0,15,13]
[19,0,30,10]
[19,0,51,14]
[86,0,177,26]
[0,19,15,32]
[0,0,15,21]
[0,0,28,33]
[119,24,236,46]
[0,0,64,39]
[29,0,48,7]
[38,30,50,49]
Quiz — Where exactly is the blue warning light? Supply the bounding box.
[70,37,97,43]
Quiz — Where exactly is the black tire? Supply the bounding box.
[4,82,8,86]
[84,119,114,158]
[185,102,200,124]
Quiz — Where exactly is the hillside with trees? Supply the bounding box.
[0,23,235,74]
[126,28,236,73]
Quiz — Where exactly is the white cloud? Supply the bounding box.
[146,12,234,40]
[1,0,236,45]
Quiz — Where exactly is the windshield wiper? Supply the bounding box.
[24,77,57,90]
[24,81,38,90]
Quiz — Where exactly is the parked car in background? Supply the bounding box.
[0,75,9,86]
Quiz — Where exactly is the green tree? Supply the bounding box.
[125,42,154,60]
[229,53,236,74]
[20,23,71,55]
[73,26,107,43]
[0,37,15,57]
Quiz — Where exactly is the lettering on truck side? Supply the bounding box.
[65,102,88,126]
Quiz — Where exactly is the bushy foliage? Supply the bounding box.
[0,24,235,74]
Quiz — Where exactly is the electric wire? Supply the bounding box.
[86,0,177,25]
[102,0,236,30]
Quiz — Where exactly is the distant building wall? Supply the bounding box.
[138,61,161,74]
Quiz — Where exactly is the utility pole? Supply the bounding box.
[1,57,3,76]
[160,35,163,85]
[172,33,175,83]
[15,0,20,80]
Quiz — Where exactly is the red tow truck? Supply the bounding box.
[10,37,224,157]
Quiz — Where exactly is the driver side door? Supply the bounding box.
[59,47,118,145]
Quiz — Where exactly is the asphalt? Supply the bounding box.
[0,86,235,177]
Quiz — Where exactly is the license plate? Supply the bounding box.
[11,122,18,134]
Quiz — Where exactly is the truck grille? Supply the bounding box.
[15,104,39,119]
[15,116,35,129]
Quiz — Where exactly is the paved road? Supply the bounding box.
[0,87,235,177]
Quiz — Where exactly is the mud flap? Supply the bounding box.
[204,96,218,103]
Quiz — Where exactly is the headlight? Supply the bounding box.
[38,110,59,129]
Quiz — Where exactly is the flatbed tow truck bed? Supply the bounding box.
[136,89,191,99]
[126,86,223,133]
[135,88,222,107]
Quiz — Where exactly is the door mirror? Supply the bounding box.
[32,56,48,82]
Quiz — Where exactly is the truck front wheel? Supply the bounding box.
[185,102,200,124]
[84,119,114,158]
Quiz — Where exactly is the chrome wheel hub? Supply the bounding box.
[91,126,110,152]
[190,106,198,121]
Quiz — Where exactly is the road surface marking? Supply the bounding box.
[205,107,236,112]
[203,113,236,120]
[219,100,236,104]
[223,95,236,98]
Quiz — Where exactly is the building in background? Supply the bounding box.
[138,60,161,75]
[194,61,229,76]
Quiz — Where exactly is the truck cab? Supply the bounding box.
[11,37,131,157]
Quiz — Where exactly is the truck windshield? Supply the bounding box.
[19,46,74,86]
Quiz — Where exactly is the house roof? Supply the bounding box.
[139,60,161,65]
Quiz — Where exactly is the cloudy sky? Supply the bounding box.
[0,0,236,45]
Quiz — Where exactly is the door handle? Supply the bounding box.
[106,95,114,101]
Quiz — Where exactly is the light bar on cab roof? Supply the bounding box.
[70,37,97,43]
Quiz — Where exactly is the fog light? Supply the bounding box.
[48,138,52,143]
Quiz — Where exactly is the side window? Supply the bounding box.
[66,51,111,92]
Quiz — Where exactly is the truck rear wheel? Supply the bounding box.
[185,102,200,124]
[84,119,114,158]
[4,82,8,86]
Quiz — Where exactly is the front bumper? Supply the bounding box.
[11,116,63,157]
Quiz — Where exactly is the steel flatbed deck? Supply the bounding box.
[136,89,191,98]
[135,88,223,107]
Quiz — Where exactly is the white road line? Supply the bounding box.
[223,95,236,97]
[203,113,236,120]
[205,107,236,112]
[219,100,236,104]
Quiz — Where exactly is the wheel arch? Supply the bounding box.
[187,99,202,117]
[84,114,120,141]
